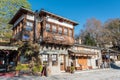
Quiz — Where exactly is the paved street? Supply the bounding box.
[0,69,120,80]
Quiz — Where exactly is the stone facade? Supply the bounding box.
[9,7,78,75]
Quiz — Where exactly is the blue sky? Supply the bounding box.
[28,0,120,35]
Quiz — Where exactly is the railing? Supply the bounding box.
[43,32,74,45]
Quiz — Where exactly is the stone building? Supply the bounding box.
[68,44,102,70]
[9,7,78,75]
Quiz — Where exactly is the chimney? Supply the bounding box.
[78,38,82,44]
[75,37,82,44]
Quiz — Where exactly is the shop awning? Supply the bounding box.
[68,50,96,55]
[0,46,18,50]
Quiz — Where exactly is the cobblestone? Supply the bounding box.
[0,69,120,80]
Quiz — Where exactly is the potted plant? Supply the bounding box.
[32,65,43,76]
[15,63,22,76]
[20,64,30,76]
[70,66,75,73]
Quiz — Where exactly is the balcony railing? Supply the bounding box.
[43,32,74,45]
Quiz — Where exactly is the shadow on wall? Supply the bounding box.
[110,63,120,69]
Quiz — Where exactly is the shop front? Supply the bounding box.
[68,50,99,70]
[0,46,18,72]
[39,50,68,75]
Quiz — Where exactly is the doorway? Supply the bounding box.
[60,55,66,71]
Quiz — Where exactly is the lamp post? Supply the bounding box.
[107,49,111,68]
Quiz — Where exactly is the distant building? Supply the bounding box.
[68,44,102,70]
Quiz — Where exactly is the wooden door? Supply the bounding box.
[60,55,65,71]
[78,57,87,69]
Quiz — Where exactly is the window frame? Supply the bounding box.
[26,21,33,26]
[46,23,51,32]
[25,21,33,31]
[42,54,49,65]
[52,54,58,66]
[58,27,63,35]
[52,25,57,33]
[23,34,30,40]
[69,29,73,37]
[64,28,68,35]
[25,26,33,31]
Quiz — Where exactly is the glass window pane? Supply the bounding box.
[52,25,57,33]
[69,29,73,37]
[43,55,48,61]
[64,28,68,35]
[58,27,62,34]
[25,26,32,31]
[27,21,33,26]
[23,34,30,40]
[52,54,58,66]
[46,23,50,32]
[52,55,57,61]
[26,21,33,31]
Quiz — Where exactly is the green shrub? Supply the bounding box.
[38,65,43,72]
[21,64,29,71]
[32,65,43,73]
[15,63,22,71]
[16,64,29,71]
[33,66,38,73]
[70,66,75,73]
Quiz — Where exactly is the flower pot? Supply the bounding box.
[71,71,74,74]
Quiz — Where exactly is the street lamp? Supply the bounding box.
[107,49,111,68]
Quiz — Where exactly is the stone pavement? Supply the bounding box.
[1,68,120,80]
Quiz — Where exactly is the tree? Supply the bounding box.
[12,41,41,65]
[0,0,31,38]
[80,18,103,46]
[104,18,120,47]
[84,33,96,46]
[79,18,120,49]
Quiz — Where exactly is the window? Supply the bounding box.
[0,57,4,65]
[52,25,57,33]
[69,29,73,37]
[64,28,68,35]
[27,14,34,21]
[26,21,33,31]
[60,55,64,62]
[25,26,32,31]
[58,27,62,35]
[26,21,33,27]
[52,54,57,61]
[43,55,48,65]
[96,60,98,66]
[23,34,30,40]
[52,54,57,66]
[46,23,51,32]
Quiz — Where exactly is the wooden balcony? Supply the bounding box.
[43,32,74,45]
